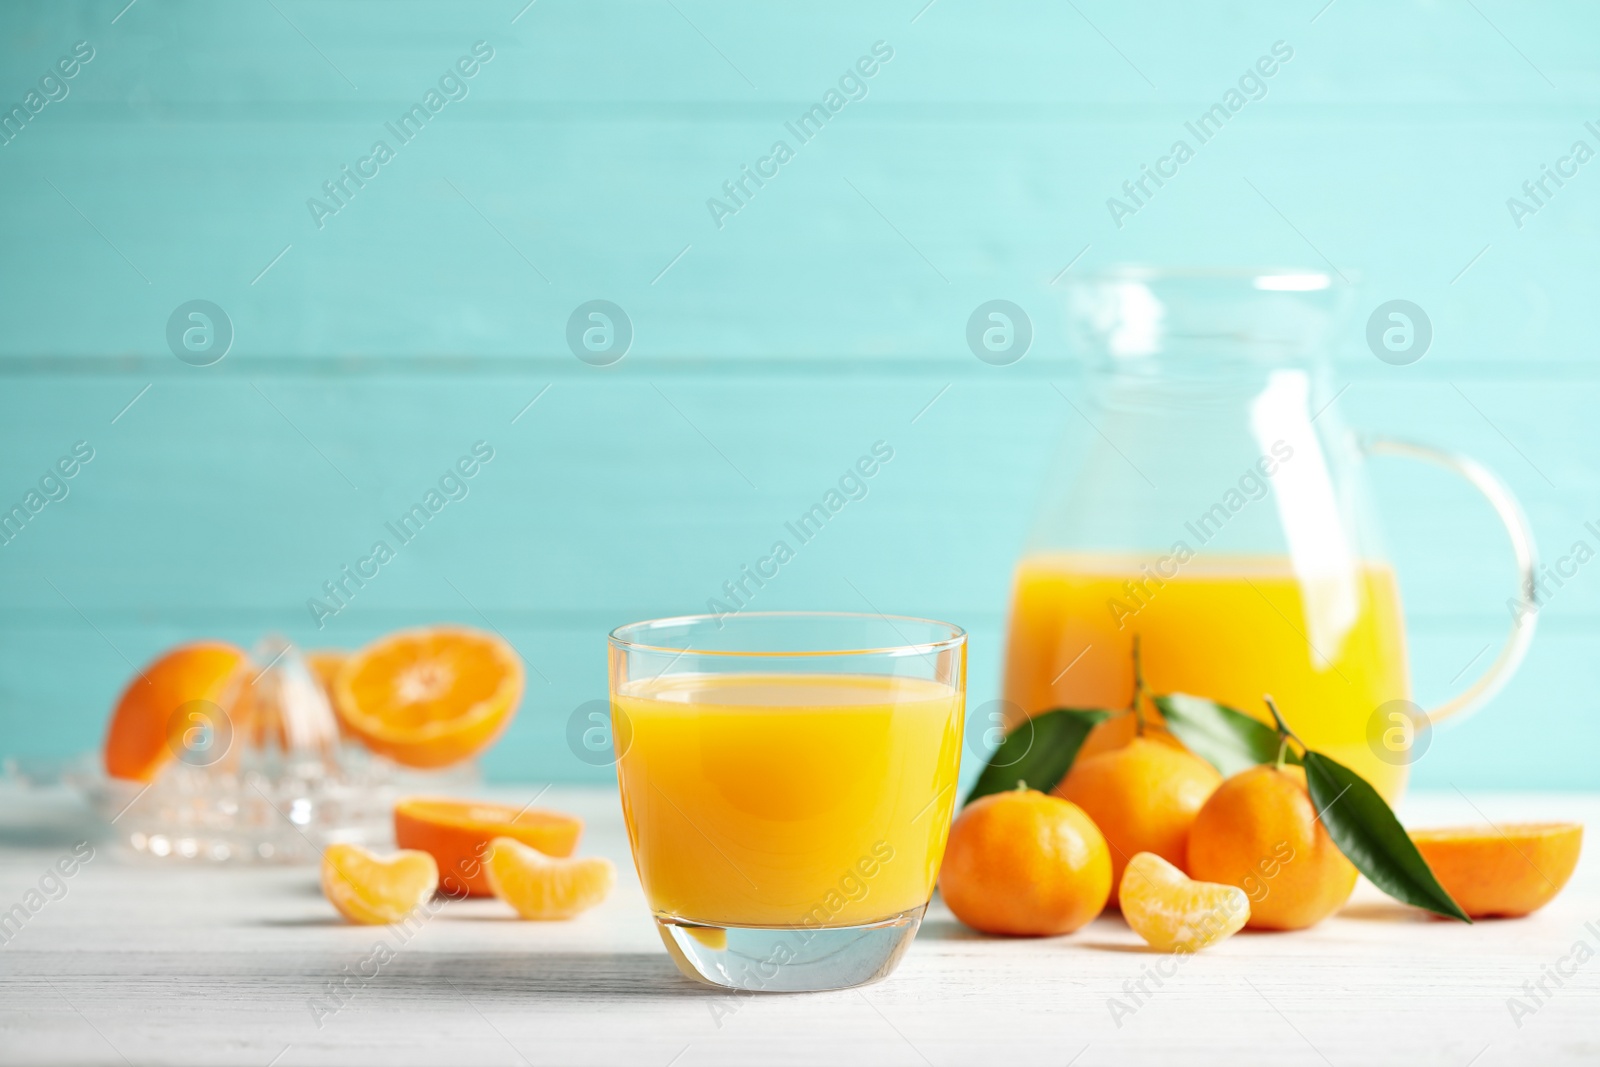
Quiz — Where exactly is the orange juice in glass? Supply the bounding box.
[609,612,965,992]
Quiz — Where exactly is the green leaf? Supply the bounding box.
[1300,750,1471,923]
[1153,692,1296,777]
[963,708,1113,806]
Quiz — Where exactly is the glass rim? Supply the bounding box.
[607,610,967,658]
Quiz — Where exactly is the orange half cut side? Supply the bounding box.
[395,796,583,896]
[332,626,523,768]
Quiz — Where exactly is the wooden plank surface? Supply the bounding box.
[1,786,1596,1065]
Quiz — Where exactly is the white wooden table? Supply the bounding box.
[2,787,1597,1066]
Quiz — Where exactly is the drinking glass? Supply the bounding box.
[609,612,965,992]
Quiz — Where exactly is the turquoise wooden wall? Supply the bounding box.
[2,1,1596,790]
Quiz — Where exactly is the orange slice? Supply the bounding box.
[103,641,250,782]
[321,843,439,925]
[1410,823,1583,918]
[1120,851,1250,952]
[485,837,615,920]
[332,626,522,768]
[395,796,583,897]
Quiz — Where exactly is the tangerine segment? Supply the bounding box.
[103,641,249,782]
[1410,823,1582,918]
[333,627,522,768]
[321,843,439,925]
[394,796,583,897]
[1120,852,1249,952]
[485,837,616,920]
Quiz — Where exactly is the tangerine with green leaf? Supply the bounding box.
[1075,706,1187,761]
[1186,763,1357,930]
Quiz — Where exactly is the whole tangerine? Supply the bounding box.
[1056,736,1221,900]
[1075,707,1186,762]
[1186,764,1357,931]
[939,787,1111,936]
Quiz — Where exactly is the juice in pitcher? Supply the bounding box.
[1003,552,1411,799]
[1008,271,1538,805]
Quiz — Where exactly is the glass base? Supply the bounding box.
[655,907,925,992]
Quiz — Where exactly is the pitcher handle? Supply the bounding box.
[1360,436,1539,726]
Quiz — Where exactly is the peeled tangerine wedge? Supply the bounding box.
[485,837,615,920]
[322,843,439,925]
[1410,823,1583,918]
[1120,852,1250,952]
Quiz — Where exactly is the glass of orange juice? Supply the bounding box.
[609,612,965,992]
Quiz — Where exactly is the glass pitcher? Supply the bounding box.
[1001,269,1537,800]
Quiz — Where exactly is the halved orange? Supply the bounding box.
[1120,851,1249,952]
[303,648,351,740]
[331,627,522,768]
[395,796,583,897]
[321,843,440,925]
[485,837,615,920]
[1411,823,1583,918]
[103,641,250,782]
[304,648,348,702]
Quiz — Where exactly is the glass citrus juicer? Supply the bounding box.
[1002,269,1538,801]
